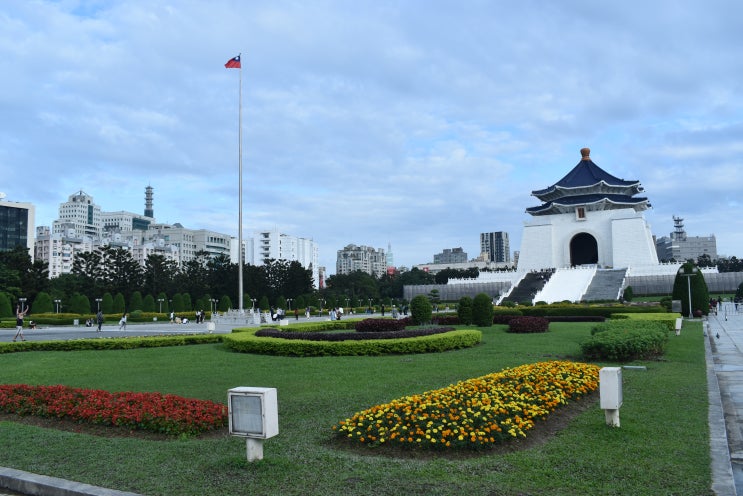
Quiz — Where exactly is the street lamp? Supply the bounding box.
[210,298,218,315]
[18,297,27,314]
[157,298,164,313]
[54,299,61,314]
[250,298,257,313]
[678,266,700,319]
[95,298,102,312]
[286,298,293,311]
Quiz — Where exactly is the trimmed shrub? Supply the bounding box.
[508,316,550,333]
[224,327,482,357]
[581,320,669,361]
[410,295,432,325]
[472,293,494,327]
[457,296,473,325]
[432,315,459,325]
[354,318,406,333]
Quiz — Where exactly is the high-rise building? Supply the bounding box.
[52,190,101,239]
[433,247,468,264]
[480,231,510,263]
[248,229,320,288]
[0,194,35,257]
[336,244,386,278]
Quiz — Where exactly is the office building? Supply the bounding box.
[0,194,35,258]
[480,231,510,263]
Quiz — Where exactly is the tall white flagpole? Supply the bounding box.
[238,54,244,312]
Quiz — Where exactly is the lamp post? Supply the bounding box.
[251,298,257,313]
[678,266,699,319]
[54,299,61,314]
[95,298,102,312]
[286,298,293,311]
[210,298,218,315]
[18,297,27,314]
[157,298,164,313]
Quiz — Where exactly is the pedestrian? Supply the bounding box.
[305,306,311,319]
[119,313,127,331]
[170,311,174,323]
[295,308,299,320]
[96,310,104,332]
[13,305,29,342]
[195,310,201,323]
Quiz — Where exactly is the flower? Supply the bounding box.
[334,360,599,449]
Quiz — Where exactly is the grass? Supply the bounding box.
[0,321,712,495]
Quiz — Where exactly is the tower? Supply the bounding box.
[517,148,658,271]
[144,185,154,218]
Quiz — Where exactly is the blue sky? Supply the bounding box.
[2,0,742,272]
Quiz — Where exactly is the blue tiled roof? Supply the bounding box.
[532,158,641,198]
[526,194,650,215]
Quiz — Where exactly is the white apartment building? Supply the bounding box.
[52,190,102,239]
[336,244,387,278]
[249,229,320,288]
[35,226,94,278]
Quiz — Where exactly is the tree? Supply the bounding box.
[219,295,232,311]
[410,294,432,325]
[472,293,494,327]
[259,295,270,311]
[129,291,143,312]
[144,254,179,298]
[172,293,185,312]
[457,296,473,325]
[31,292,53,313]
[113,293,126,313]
[672,263,710,317]
[102,293,114,314]
[142,294,156,312]
[69,293,90,315]
[0,293,12,317]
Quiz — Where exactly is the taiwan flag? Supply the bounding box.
[225,55,241,69]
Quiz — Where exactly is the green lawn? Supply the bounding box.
[0,322,711,495]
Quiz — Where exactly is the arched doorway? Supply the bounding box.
[570,233,598,266]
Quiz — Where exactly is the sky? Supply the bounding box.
[2,0,743,273]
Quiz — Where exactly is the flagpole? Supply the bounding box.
[238,53,244,312]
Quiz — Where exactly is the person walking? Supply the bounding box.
[118,313,127,331]
[13,305,29,342]
[96,310,104,333]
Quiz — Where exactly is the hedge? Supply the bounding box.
[580,320,669,361]
[223,328,482,357]
[0,334,223,354]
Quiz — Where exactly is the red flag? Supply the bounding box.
[225,55,241,69]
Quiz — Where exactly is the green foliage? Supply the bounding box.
[622,285,634,302]
[471,293,494,327]
[0,293,13,317]
[112,293,125,313]
[672,263,710,316]
[581,320,669,361]
[276,296,287,309]
[457,296,473,325]
[410,295,432,325]
[219,295,232,311]
[129,291,143,311]
[172,293,185,312]
[69,293,90,314]
[142,294,155,312]
[259,295,270,311]
[31,292,53,314]
[223,327,482,357]
[102,293,114,314]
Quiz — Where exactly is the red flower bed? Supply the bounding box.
[0,384,227,436]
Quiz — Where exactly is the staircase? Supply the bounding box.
[500,270,554,305]
[535,267,596,304]
[581,269,627,301]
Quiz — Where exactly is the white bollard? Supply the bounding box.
[600,367,623,427]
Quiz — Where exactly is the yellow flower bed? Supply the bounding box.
[333,360,599,449]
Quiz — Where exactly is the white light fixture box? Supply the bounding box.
[228,387,279,439]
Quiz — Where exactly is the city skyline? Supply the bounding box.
[4,1,743,272]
